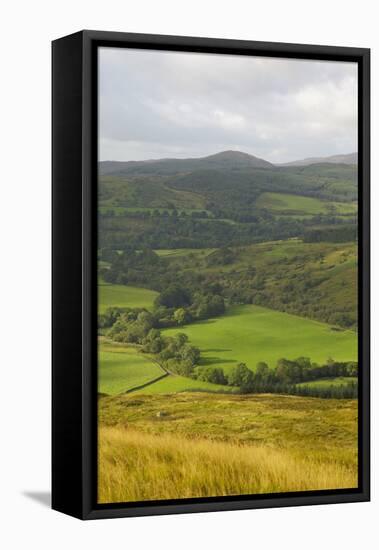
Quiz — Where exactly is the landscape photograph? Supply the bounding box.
[97,47,359,504]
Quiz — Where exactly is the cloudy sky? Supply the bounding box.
[99,47,357,164]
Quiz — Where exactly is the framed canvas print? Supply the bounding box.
[52,30,370,520]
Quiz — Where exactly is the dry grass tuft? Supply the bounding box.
[98,426,357,503]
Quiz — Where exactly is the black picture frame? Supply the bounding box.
[52,30,370,520]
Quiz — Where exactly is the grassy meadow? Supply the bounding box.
[132,373,238,394]
[98,427,356,503]
[98,283,157,313]
[98,392,358,503]
[163,304,357,373]
[256,191,357,217]
[98,339,237,395]
[98,341,164,394]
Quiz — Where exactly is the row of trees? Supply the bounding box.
[98,208,320,251]
[102,308,201,377]
[291,382,358,399]
[154,285,225,325]
[99,209,357,249]
[196,358,358,398]
[303,225,357,243]
[100,208,211,220]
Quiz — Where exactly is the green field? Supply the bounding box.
[99,342,163,394]
[164,305,357,373]
[98,283,158,313]
[256,192,357,216]
[99,176,206,210]
[132,374,237,394]
[98,341,238,396]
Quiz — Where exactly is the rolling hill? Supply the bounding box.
[280,152,357,167]
[99,150,273,176]
[98,164,357,250]
[100,150,358,176]
[99,150,358,214]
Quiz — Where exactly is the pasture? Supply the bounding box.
[256,191,357,216]
[98,283,157,313]
[132,374,237,394]
[164,305,357,373]
[98,342,163,394]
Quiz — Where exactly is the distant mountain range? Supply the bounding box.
[99,150,272,176]
[278,152,357,167]
[100,150,357,176]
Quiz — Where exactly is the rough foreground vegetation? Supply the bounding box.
[98,393,358,503]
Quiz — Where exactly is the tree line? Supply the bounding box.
[100,307,201,377]
[99,207,356,251]
[303,225,357,243]
[98,210,309,250]
[196,358,358,399]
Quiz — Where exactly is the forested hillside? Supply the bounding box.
[99,150,358,329]
[99,151,357,250]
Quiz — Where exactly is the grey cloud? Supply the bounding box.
[99,47,357,163]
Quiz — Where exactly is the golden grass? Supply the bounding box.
[98,426,358,504]
[99,392,358,466]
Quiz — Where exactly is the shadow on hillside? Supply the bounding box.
[199,356,236,366]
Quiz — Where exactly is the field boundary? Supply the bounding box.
[124,372,169,394]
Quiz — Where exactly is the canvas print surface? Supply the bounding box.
[97,47,358,504]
